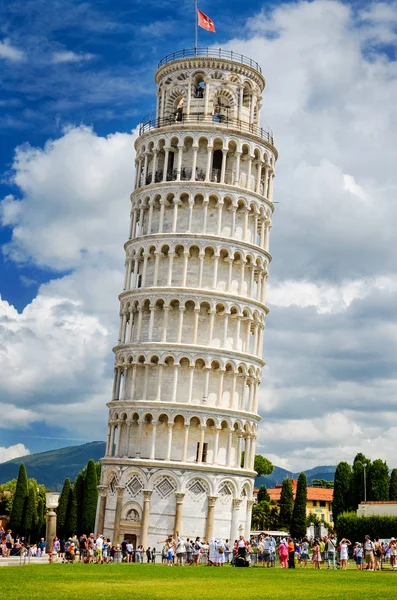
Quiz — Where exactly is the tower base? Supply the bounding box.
[97,462,254,547]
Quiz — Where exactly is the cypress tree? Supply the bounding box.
[279,478,294,530]
[368,459,389,501]
[257,485,270,503]
[333,461,352,523]
[10,464,28,534]
[23,486,37,541]
[65,487,78,538]
[73,471,85,534]
[290,472,307,539]
[57,478,71,538]
[390,469,397,501]
[36,496,46,540]
[81,459,98,534]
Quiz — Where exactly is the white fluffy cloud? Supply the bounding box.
[0,38,25,62]
[0,444,30,464]
[1,1,397,470]
[51,51,95,64]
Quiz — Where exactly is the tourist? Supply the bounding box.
[127,540,134,562]
[288,537,295,569]
[364,535,375,571]
[161,544,167,563]
[95,534,104,563]
[224,539,231,563]
[237,536,247,558]
[339,538,351,570]
[208,538,217,566]
[278,539,288,569]
[374,537,382,571]
[5,530,13,558]
[87,533,95,563]
[216,539,226,567]
[166,537,175,566]
[103,538,111,563]
[389,537,397,569]
[121,538,129,562]
[185,538,193,565]
[53,537,60,556]
[151,546,156,563]
[319,537,325,562]
[257,538,264,567]
[353,542,363,570]
[327,534,337,570]
[300,537,310,569]
[39,537,46,555]
[146,546,152,563]
[193,537,202,565]
[137,543,144,563]
[175,537,186,566]
[312,539,322,569]
[262,535,271,567]
[79,534,87,563]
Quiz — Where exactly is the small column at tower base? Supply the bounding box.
[205,496,218,541]
[173,493,185,537]
[113,486,124,545]
[96,485,108,535]
[140,490,152,548]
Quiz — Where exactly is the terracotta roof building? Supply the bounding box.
[256,479,334,524]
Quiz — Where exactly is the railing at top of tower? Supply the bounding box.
[157,48,262,74]
[139,112,274,146]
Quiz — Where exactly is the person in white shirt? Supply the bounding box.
[175,537,186,566]
[95,536,104,563]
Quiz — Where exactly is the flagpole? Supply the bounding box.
[194,0,198,54]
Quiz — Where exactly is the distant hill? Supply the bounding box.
[0,441,106,491]
[0,441,335,492]
[255,464,336,488]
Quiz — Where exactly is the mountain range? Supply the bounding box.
[0,442,336,491]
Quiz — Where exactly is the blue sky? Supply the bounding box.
[1,0,397,468]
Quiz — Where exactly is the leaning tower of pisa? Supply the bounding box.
[96,48,277,548]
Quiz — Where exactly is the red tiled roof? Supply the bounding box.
[262,487,333,503]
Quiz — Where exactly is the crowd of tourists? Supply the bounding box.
[2,524,397,571]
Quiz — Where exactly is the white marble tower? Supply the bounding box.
[96,48,277,547]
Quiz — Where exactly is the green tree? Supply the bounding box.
[240,453,273,476]
[65,487,78,537]
[278,478,294,530]
[368,459,389,501]
[333,461,352,523]
[290,472,307,539]
[23,486,37,541]
[9,464,28,534]
[257,485,270,503]
[311,479,334,489]
[73,471,85,534]
[389,469,397,501]
[350,454,371,508]
[57,478,71,538]
[254,455,274,476]
[36,496,46,540]
[81,459,98,534]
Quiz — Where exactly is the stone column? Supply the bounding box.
[182,423,189,461]
[220,149,228,184]
[230,499,242,543]
[212,426,220,465]
[151,150,158,184]
[233,152,241,186]
[191,146,198,180]
[245,500,255,539]
[217,201,223,235]
[167,253,174,286]
[115,422,121,457]
[45,509,57,553]
[187,365,195,403]
[171,363,179,402]
[96,485,108,535]
[198,425,206,462]
[236,434,243,468]
[113,486,124,545]
[173,493,185,537]
[166,422,173,461]
[177,307,185,342]
[226,428,233,467]
[172,200,179,232]
[150,421,157,460]
[205,146,213,181]
[176,145,184,181]
[140,490,152,548]
[162,148,170,182]
[205,496,218,541]
[216,369,224,406]
[135,421,143,458]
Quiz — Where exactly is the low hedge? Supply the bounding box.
[336,511,397,540]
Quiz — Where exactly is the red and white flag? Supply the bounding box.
[197,9,216,33]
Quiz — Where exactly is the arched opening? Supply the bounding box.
[212,149,223,183]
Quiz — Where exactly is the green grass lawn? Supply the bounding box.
[3,563,397,600]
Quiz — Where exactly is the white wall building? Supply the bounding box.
[95,48,278,548]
